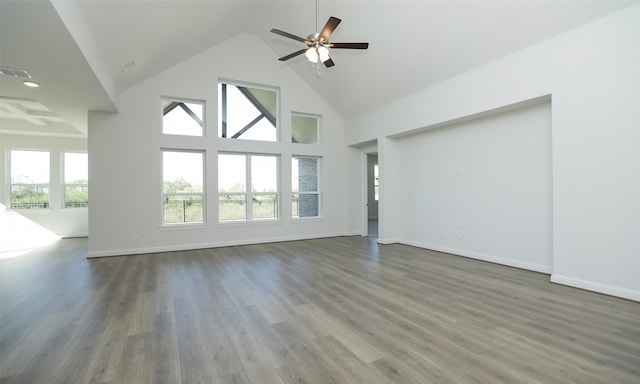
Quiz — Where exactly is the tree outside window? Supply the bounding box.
[10,150,50,209]
[64,152,88,208]
[218,153,278,221]
[162,150,205,224]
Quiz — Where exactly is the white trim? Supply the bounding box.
[551,274,640,303]
[397,239,553,274]
[60,233,88,238]
[376,237,399,245]
[87,231,345,258]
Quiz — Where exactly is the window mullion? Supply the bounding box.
[221,84,227,138]
[246,154,252,221]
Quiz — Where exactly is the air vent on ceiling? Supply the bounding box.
[121,60,136,72]
[0,66,33,78]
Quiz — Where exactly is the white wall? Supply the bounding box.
[0,133,88,237]
[88,33,347,257]
[395,101,552,273]
[346,5,640,301]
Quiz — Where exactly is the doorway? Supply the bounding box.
[366,153,379,237]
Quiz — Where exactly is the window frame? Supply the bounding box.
[218,152,280,223]
[291,112,320,144]
[161,149,206,226]
[9,149,51,210]
[62,151,88,209]
[218,80,279,142]
[291,155,321,219]
[161,97,205,137]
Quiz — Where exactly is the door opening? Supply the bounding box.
[367,153,378,238]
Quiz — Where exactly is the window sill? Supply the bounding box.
[217,219,281,227]
[159,223,207,231]
[292,216,323,222]
[11,208,52,214]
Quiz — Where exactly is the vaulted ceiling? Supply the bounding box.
[1,0,637,137]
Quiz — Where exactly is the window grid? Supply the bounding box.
[219,153,279,222]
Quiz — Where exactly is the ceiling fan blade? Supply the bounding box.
[323,58,335,68]
[330,42,369,49]
[318,16,341,42]
[271,28,310,44]
[278,49,308,61]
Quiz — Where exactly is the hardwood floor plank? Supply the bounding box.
[78,316,129,384]
[0,311,68,379]
[1,237,639,383]
[114,333,153,384]
[173,261,217,384]
[235,304,293,368]
[150,312,181,384]
[299,304,385,364]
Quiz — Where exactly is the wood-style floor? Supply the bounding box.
[1,237,639,384]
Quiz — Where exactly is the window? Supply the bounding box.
[162,98,204,136]
[218,82,277,142]
[292,113,319,144]
[218,153,278,222]
[162,150,204,224]
[64,152,88,208]
[9,150,50,209]
[374,164,379,201]
[292,156,320,218]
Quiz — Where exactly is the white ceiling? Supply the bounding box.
[1,0,637,138]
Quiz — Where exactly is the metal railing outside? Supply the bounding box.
[10,202,50,209]
[164,199,204,224]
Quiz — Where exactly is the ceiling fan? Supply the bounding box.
[270,2,369,68]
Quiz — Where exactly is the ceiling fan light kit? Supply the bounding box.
[271,6,369,69]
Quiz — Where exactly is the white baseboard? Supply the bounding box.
[551,274,640,302]
[397,239,553,274]
[87,231,346,258]
[61,233,88,238]
[376,237,399,245]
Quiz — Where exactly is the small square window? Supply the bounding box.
[162,99,204,136]
[292,114,319,144]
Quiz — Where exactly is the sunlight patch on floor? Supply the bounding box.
[0,206,60,259]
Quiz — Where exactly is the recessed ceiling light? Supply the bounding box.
[23,81,40,88]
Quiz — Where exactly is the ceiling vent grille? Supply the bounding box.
[0,67,33,78]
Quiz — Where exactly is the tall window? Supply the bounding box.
[218,153,278,222]
[292,156,320,218]
[162,98,204,136]
[64,152,88,208]
[10,150,50,209]
[218,82,278,142]
[162,150,204,224]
